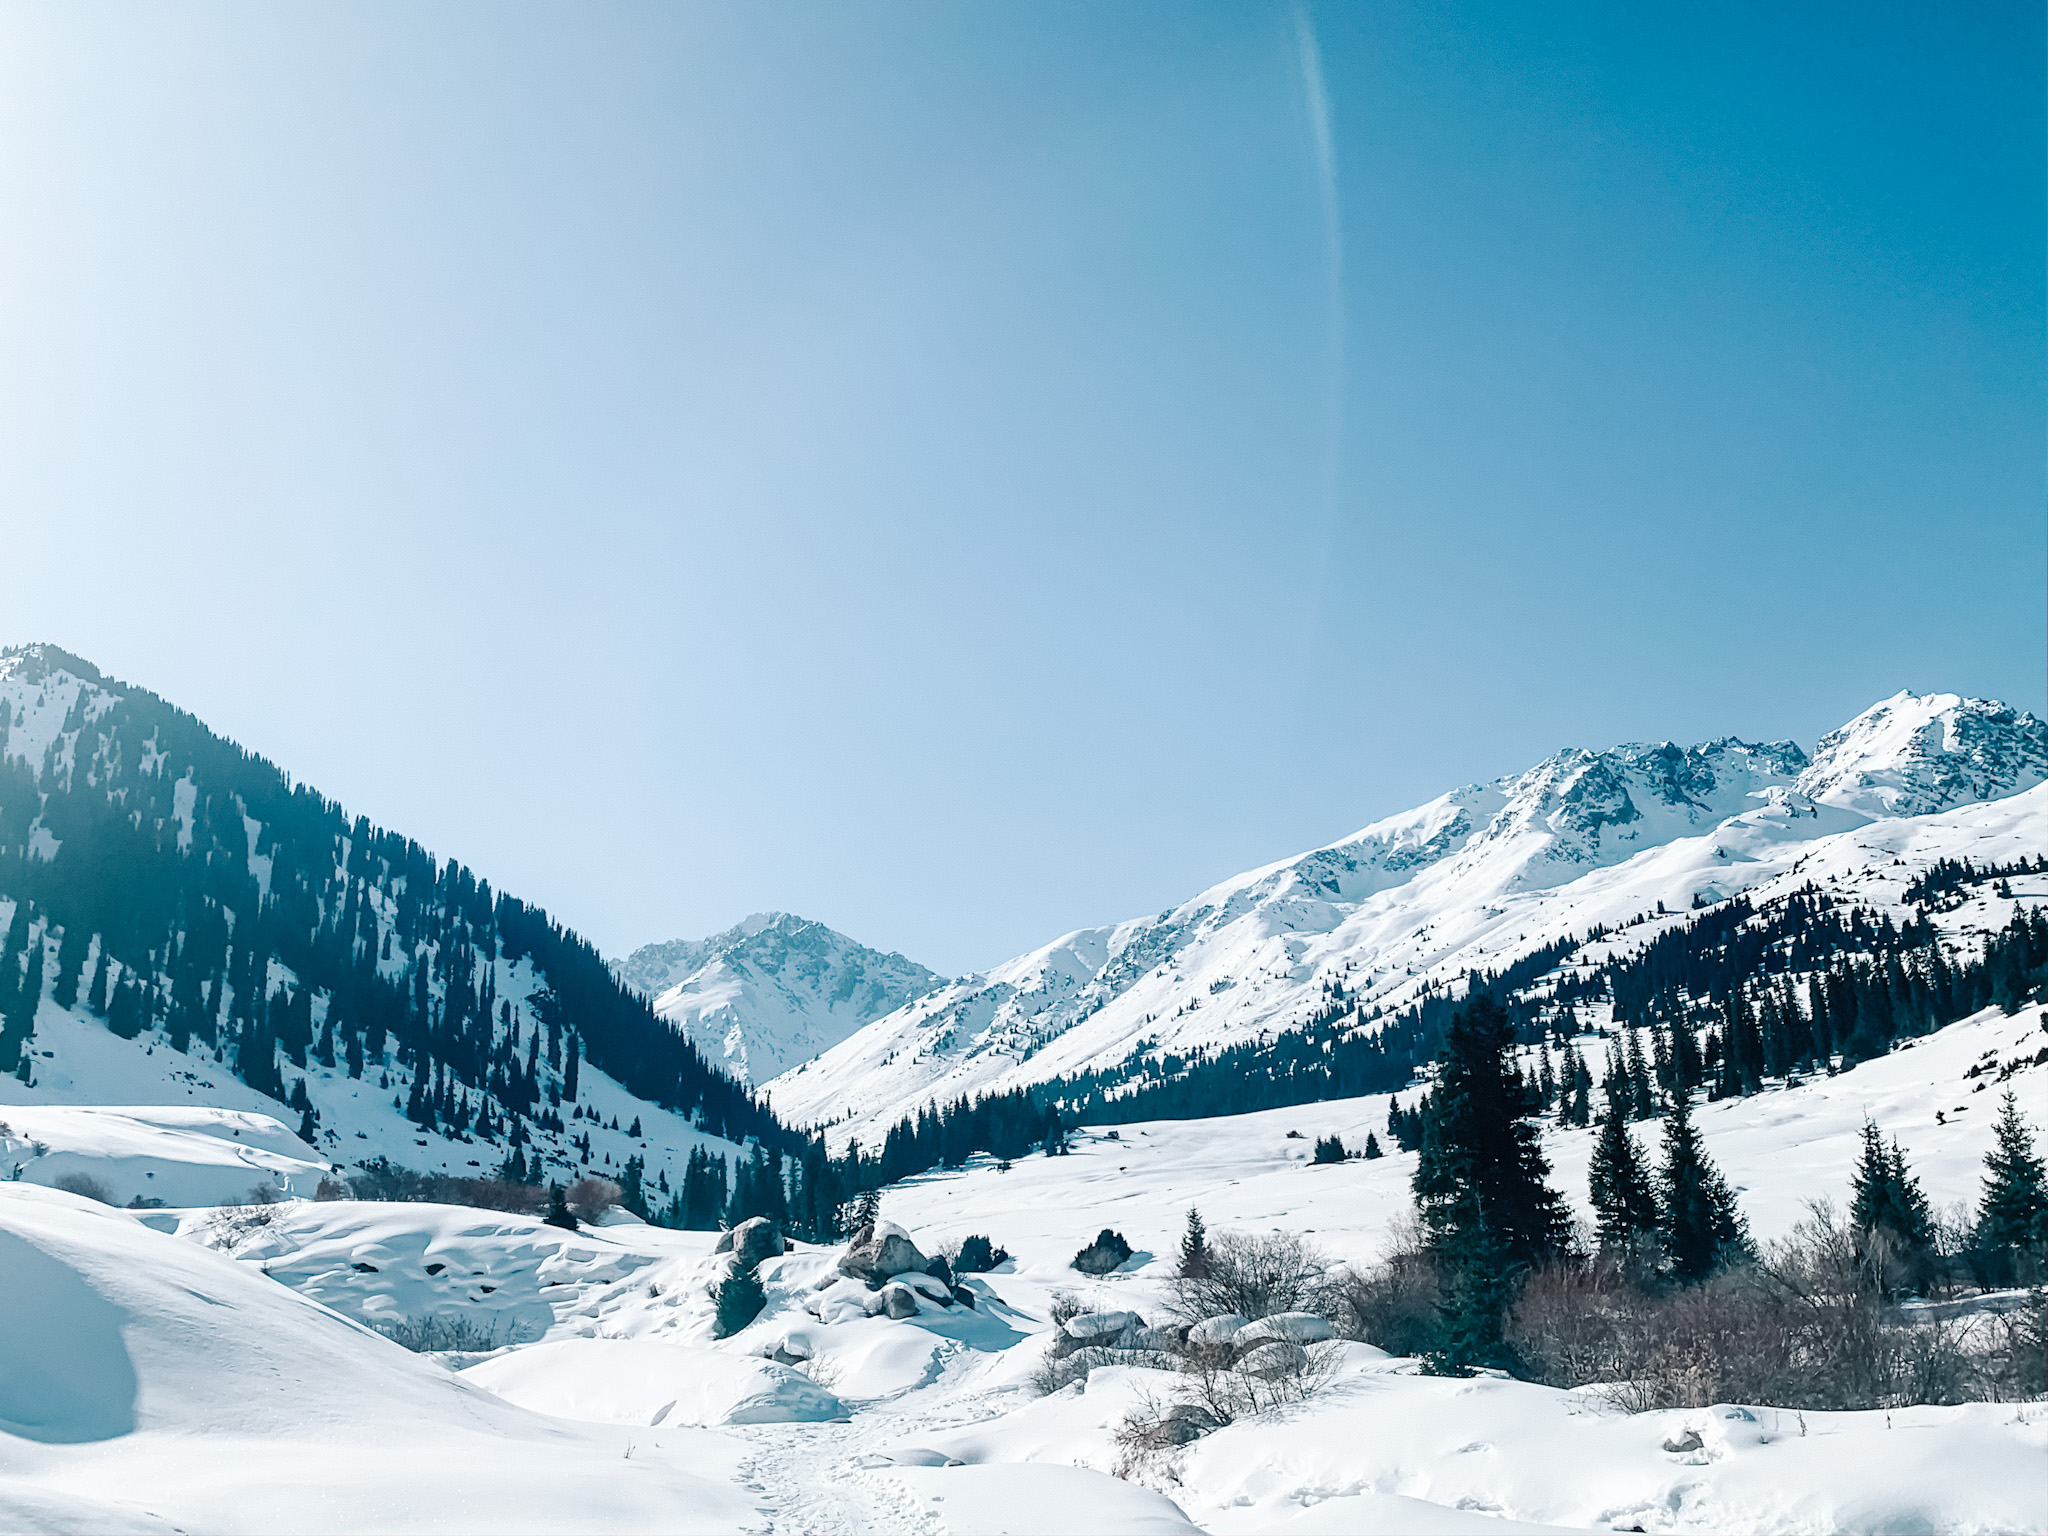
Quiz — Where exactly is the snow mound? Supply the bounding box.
[0,1184,761,1534]
[880,1462,1201,1535]
[0,1104,325,1209]
[463,1336,844,1425]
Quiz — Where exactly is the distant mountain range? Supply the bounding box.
[614,913,947,1087]
[762,690,2045,1142]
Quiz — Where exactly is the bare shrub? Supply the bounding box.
[1165,1228,1335,1325]
[344,1157,547,1214]
[314,1176,352,1201]
[373,1313,503,1352]
[1047,1290,1086,1328]
[53,1172,114,1204]
[566,1176,623,1222]
[1332,1222,1442,1358]
[245,1182,282,1205]
[1504,1203,2041,1412]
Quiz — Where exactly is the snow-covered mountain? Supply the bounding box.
[614,913,947,1086]
[0,643,785,1197]
[769,691,2046,1142]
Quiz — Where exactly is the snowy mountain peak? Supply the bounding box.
[1794,690,2046,818]
[616,914,948,1086]
[768,693,2042,1143]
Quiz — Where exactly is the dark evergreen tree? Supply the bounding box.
[544,1182,577,1230]
[1656,1092,1750,1283]
[1414,998,1572,1374]
[1848,1121,1934,1296]
[1363,1131,1383,1159]
[1588,1094,1659,1255]
[712,1260,766,1338]
[1975,1091,2047,1285]
[1177,1207,1211,1278]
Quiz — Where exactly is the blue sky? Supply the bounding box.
[1,2,2040,975]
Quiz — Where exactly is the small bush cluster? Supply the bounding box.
[53,1172,114,1204]
[343,1158,550,1215]
[372,1314,504,1353]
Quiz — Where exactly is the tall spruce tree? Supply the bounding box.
[1588,1095,1659,1256]
[1178,1207,1211,1278]
[1848,1121,1934,1295]
[1656,1091,1750,1283]
[1414,998,1571,1374]
[1975,1091,2047,1285]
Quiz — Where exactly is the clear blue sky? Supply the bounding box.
[1,2,2039,976]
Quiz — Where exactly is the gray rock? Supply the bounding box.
[1063,1309,1143,1344]
[838,1220,930,1288]
[719,1216,785,1271]
[880,1282,921,1320]
[1237,1341,1310,1380]
[1662,1429,1704,1454]
[1135,1324,1187,1354]
[950,1285,977,1309]
[1185,1314,1249,1349]
[1234,1312,1333,1348]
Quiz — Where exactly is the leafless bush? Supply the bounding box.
[1503,1204,2045,1412]
[566,1176,623,1222]
[372,1313,503,1352]
[1164,1228,1336,1325]
[53,1172,115,1204]
[245,1182,282,1205]
[1332,1221,1443,1358]
[1047,1290,1086,1328]
[314,1176,352,1201]
[346,1159,547,1214]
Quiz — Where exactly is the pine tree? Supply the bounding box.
[1657,1091,1750,1283]
[1178,1207,1211,1278]
[712,1260,767,1338]
[1414,998,1572,1374]
[1562,1046,1592,1128]
[1975,1091,2047,1285]
[1848,1121,1934,1295]
[544,1182,577,1230]
[1588,1094,1659,1256]
[1363,1131,1383,1159]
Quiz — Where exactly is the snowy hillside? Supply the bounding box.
[770,692,2046,1144]
[616,913,947,1086]
[0,643,787,1200]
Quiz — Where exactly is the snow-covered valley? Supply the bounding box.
[2,999,2041,1534]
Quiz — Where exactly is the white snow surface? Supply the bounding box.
[6,1006,2038,1534]
[771,692,2045,1146]
[616,912,948,1086]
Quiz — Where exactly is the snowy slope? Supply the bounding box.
[113,1006,2047,1536]
[616,913,947,1086]
[0,644,775,1200]
[771,693,2045,1144]
[0,1183,764,1535]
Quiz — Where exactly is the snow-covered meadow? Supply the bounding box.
[1,1002,2040,1535]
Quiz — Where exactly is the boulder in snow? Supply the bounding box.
[1185,1313,1249,1349]
[838,1221,929,1288]
[713,1216,785,1270]
[880,1281,921,1320]
[1234,1312,1333,1348]
[1062,1309,1142,1344]
[1238,1340,1310,1379]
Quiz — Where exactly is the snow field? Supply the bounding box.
[0,1183,764,1535]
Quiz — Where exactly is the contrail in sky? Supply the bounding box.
[1291,4,1347,726]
